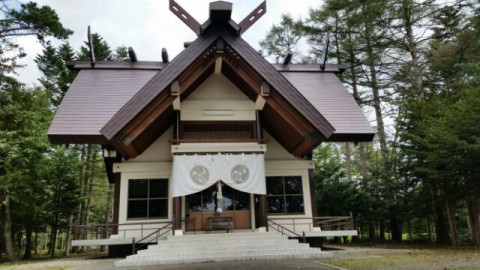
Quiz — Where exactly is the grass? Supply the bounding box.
[325,245,480,270]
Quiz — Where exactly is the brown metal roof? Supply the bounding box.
[66,61,166,70]
[281,72,374,141]
[222,31,335,138]
[47,69,157,144]
[100,30,218,140]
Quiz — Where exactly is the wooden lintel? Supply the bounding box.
[255,95,266,110]
[215,57,222,74]
[173,96,181,110]
[261,81,270,96]
[171,81,180,96]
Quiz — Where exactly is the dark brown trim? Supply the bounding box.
[66,60,166,70]
[112,173,121,234]
[327,133,375,142]
[48,134,109,145]
[255,195,268,230]
[308,168,319,227]
[221,30,335,138]
[239,1,266,35]
[173,197,182,233]
[100,31,217,140]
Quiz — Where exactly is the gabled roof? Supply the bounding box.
[48,1,374,159]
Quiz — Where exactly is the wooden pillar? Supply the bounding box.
[173,110,180,143]
[112,173,121,234]
[255,110,263,143]
[173,197,182,233]
[254,110,268,229]
[308,168,319,228]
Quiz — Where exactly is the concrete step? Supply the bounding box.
[116,251,332,266]
[144,241,309,252]
[135,246,316,258]
[166,232,285,241]
[115,232,330,267]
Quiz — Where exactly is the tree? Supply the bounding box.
[0,83,51,261]
[43,146,81,257]
[78,33,112,61]
[0,1,72,77]
[259,14,305,63]
[35,41,76,107]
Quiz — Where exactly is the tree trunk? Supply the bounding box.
[344,143,353,182]
[444,181,460,246]
[391,214,402,242]
[65,215,73,256]
[100,184,113,252]
[467,194,480,246]
[429,182,449,244]
[23,222,32,259]
[1,188,16,261]
[49,210,59,257]
[85,148,97,227]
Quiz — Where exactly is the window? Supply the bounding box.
[266,176,304,214]
[127,179,168,219]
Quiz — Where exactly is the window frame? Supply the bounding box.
[127,178,169,220]
[266,175,305,215]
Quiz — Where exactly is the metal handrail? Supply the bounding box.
[73,221,172,241]
[132,222,172,254]
[268,219,306,243]
[268,215,355,232]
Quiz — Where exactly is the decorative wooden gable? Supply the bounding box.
[100,0,336,159]
[48,0,374,164]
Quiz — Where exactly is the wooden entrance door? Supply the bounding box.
[185,184,251,231]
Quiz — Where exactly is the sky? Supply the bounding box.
[15,0,323,85]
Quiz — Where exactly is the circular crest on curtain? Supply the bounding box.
[190,165,210,184]
[231,164,249,184]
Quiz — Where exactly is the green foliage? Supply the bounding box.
[0,1,72,77]
[259,14,305,62]
[78,33,112,61]
[35,41,77,107]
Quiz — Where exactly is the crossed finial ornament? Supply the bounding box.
[169,0,266,36]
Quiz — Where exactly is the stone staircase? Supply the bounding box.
[115,231,331,267]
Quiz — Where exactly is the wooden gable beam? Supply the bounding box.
[220,50,321,156]
[239,1,267,35]
[111,44,217,159]
[169,0,201,36]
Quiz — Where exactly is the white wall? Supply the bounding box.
[181,73,256,121]
[129,127,173,162]
[113,73,316,237]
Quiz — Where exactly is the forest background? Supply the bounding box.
[1,0,479,262]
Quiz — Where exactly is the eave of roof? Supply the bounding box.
[100,30,219,140]
[66,60,166,70]
[221,29,335,138]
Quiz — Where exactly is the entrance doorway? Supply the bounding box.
[185,183,251,231]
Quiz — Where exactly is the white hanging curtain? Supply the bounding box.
[170,153,266,197]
